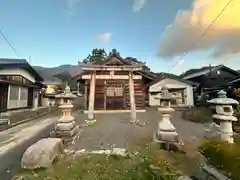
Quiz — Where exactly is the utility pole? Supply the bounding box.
[208,64,212,76]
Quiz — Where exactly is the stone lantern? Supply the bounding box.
[53,85,79,143]
[154,87,183,151]
[207,90,238,143]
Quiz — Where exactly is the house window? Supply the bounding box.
[12,76,22,82]
[151,92,159,95]
[20,87,28,100]
[9,85,19,100]
[22,78,27,84]
[6,76,13,81]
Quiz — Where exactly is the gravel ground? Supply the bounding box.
[70,108,206,152]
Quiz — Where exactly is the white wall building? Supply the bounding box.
[0,59,44,112]
[148,74,196,108]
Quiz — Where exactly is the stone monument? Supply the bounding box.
[207,90,238,143]
[154,87,183,151]
[53,85,80,144]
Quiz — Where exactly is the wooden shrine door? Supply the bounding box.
[106,82,125,110]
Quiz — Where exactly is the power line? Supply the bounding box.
[221,52,240,64]
[168,0,234,73]
[0,28,20,57]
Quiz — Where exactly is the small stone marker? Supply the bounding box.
[21,138,63,169]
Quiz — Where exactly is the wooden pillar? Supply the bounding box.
[88,71,96,120]
[128,71,137,122]
[104,80,107,110]
[77,81,80,93]
[84,82,87,110]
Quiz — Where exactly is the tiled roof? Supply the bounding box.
[151,72,198,86]
[180,65,239,79]
[0,58,28,64]
[180,65,217,78]
[228,75,240,84]
[0,58,43,81]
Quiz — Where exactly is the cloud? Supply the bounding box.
[176,59,184,66]
[133,0,146,12]
[65,0,81,15]
[96,33,112,42]
[158,0,240,58]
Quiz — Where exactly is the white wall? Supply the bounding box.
[33,90,39,109]
[42,97,49,107]
[149,92,161,106]
[148,78,194,107]
[0,68,35,82]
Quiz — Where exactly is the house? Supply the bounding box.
[77,51,155,115]
[180,65,240,98]
[229,75,240,88]
[0,59,44,112]
[148,72,197,108]
[228,75,240,100]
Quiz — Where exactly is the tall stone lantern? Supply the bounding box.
[154,87,183,150]
[54,85,79,143]
[208,90,238,143]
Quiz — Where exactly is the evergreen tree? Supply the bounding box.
[125,57,151,71]
[79,48,107,64]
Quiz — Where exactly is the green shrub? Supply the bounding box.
[199,140,240,180]
[182,107,212,123]
[235,102,240,121]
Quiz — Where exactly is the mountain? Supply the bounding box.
[33,64,82,82]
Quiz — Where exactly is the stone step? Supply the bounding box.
[190,164,231,180]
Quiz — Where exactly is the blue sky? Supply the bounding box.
[0,0,239,75]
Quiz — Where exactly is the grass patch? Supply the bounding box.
[199,139,240,180]
[13,139,199,180]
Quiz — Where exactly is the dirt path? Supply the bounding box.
[71,108,206,152]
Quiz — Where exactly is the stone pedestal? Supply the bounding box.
[207,90,238,143]
[154,88,183,151]
[53,85,80,144]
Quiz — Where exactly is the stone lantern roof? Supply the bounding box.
[208,98,239,105]
[55,85,77,99]
[208,90,238,105]
[159,87,177,100]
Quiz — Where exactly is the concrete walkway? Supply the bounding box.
[0,116,57,180]
[0,117,57,156]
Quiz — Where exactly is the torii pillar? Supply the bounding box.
[129,71,137,123]
[86,71,96,122]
